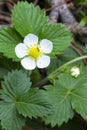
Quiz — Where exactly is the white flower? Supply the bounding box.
[15,34,53,70]
[70,66,80,78]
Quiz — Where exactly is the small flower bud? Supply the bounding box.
[70,66,80,78]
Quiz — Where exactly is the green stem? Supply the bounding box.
[48,55,87,80]
[35,55,87,88]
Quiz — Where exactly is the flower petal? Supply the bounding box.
[21,57,36,70]
[24,34,38,47]
[15,43,27,58]
[40,39,53,54]
[37,55,50,68]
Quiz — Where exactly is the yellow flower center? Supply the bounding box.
[28,45,42,59]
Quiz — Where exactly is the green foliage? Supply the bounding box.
[40,24,72,56]
[16,89,51,118]
[0,28,23,61]
[79,11,87,26]
[47,57,59,74]
[12,2,48,37]
[44,77,74,127]
[0,54,22,78]
[12,2,72,57]
[75,0,87,26]
[70,83,87,119]
[47,47,83,75]
[26,117,83,130]
[60,47,82,62]
[43,73,87,127]
[0,2,72,61]
[0,102,25,130]
[0,70,51,130]
[1,70,31,99]
[75,0,87,5]
[0,70,31,130]
[0,1,87,130]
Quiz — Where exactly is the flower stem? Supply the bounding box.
[48,55,87,80]
[34,55,87,88]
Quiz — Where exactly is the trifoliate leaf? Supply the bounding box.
[0,27,23,61]
[40,24,72,56]
[12,2,48,37]
[16,89,51,118]
[0,102,25,130]
[44,81,74,127]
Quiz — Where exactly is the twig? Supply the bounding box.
[0,14,11,23]
[0,10,10,16]
[71,44,83,57]
[46,0,73,12]
[46,2,65,12]
[68,24,87,36]
[71,44,87,65]
[6,0,15,11]
[49,0,87,44]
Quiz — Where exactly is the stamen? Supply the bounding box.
[28,45,42,59]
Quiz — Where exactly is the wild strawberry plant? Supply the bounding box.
[0,2,87,130]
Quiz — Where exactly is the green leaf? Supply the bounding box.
[16,88,51,118]
[1,70,31,101]
[43,73,87,127]
[0,27,22,61]
[27,117,83,130]
[0,70,31,130]
[0,54,22,78]
[47,57,59,74]
[44,81,74,127]
[12,2,48,37]
[0,102,25,130]
[40,24,72,56]
[0,68,8,78]
[60,47,82,62]
[57,73,87,120]
[0,70,51,130]
[70,78,87,120]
